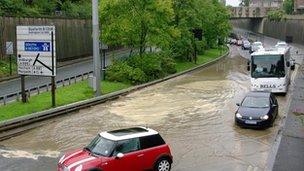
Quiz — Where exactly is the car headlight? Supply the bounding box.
[75,165,83,171]
[236,113,242,119]
[63,166,70,171]
[260,115,269,120]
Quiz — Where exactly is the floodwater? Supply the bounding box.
[0,46,290,171]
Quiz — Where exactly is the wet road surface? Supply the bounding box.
[0,40,298,170]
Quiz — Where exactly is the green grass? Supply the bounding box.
[175,48,227,73]
[0,59,17,78]
[0,81,131,121]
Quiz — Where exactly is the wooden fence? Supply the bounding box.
[0,17,92,61]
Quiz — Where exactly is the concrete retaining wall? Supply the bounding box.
[230,17,304,45]
[0,17,92,61]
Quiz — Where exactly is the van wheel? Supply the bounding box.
[154,158,171,171]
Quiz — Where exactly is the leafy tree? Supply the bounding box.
[0,0,91,18]
[239,0,250,7]
[267,9,285,22]
[283,0,294,15]
[100,0,176,57]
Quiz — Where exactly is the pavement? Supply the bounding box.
[0,49,131,99]
[272,59,304,171]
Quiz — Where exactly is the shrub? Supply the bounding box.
[158,51,177,74]
[196,39,207,55]
[106,61,148,84]
[267,10,285,22]
[106,51,177,84]
[106,61,133,83]
[127,54,163,80]
[171,34,193,61]
[129,68,147,84]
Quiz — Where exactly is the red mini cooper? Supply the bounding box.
[58,127,173,171]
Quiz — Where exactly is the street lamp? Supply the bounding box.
[92,0,101,96]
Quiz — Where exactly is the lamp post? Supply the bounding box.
[92,0,101,96]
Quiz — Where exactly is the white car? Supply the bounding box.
[250,42,263,53]
[275,41,289,49]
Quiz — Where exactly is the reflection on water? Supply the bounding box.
[0,46,288,171]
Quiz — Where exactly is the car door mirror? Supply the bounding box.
[116,153,124,159]
[236,103,240,106]
[286,61,290,67]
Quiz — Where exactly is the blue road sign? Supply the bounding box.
[24,42,50,52]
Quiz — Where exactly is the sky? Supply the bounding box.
[226,0,240,6]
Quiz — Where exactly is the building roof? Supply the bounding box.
[100,127,158,141]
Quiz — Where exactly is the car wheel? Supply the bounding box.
[155,158,171,171]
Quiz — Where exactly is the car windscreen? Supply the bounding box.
[251,55,285,78]
[242,96,270,108]
[85,135,115,157]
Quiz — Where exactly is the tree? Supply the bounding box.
[100,0,176,57]
[283,0,294,15]
[239,0,250,7]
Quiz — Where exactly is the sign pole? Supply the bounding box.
[21,75,27,103]
[9,55,12,75]
[102,49,106,80]
[51,31,56,107]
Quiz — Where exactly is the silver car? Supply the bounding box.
[250,42,263,53]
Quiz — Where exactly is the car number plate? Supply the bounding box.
[245,120,257,125]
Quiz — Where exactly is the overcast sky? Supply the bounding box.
[226,0,240,6]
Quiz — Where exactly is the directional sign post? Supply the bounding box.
[17,26,56,106]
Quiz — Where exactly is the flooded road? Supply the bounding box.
[0,44,293,171]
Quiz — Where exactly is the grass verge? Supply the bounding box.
[175,48,226,73]
[0,47,227,122]
[0,59,17,78]
[0,81,131,121]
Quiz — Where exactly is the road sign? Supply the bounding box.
[6,42,14,55]
[16,26,56,76]
[25,42,51,52]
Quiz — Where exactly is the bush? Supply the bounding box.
[159,51,177,74]
[196,39,207,55]
[106,52,177,84]
[106,61,147,84]
[171,34,193,61]
[267,10,285,22]
[106,61,133,83]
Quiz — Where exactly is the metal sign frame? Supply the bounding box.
[6,41,14,55]
[16,26,56,77]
